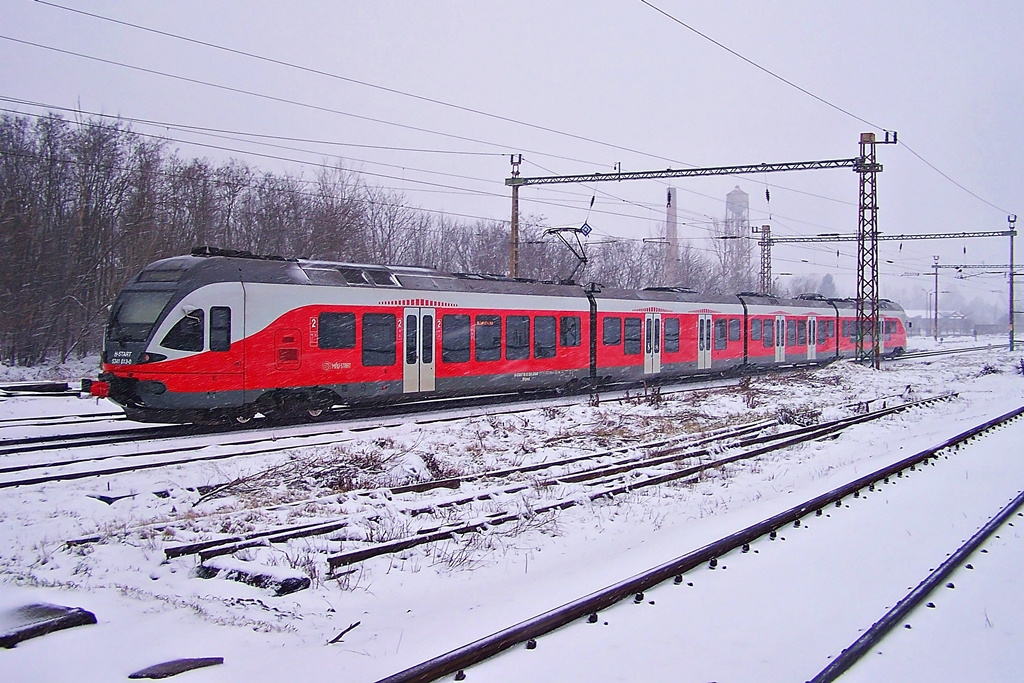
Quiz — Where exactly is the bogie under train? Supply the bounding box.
[88,248,908,423]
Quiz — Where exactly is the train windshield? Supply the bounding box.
[108,291,174,343]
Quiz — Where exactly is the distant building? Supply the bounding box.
[904,309,971,337]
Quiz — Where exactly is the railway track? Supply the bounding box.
[0,409,125,429]
[0,375,740,451]
[0,378,749,490]
[810,481,1024,682]
[891,342,1009,361]
[370,403,1024,683]
[149,392,953,572]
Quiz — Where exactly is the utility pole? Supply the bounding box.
[509,154,522,278]
[1010,215,1017,350]
[933,255,940,341]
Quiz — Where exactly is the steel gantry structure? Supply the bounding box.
[505,134,893,365]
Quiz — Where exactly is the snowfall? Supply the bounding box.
[2,337,1024,682]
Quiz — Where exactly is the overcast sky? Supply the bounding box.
[2,1,1021,307]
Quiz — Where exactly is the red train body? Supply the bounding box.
[89,249,909,423]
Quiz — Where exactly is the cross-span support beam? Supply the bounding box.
[505,158,861,188]
[768,230,1015,244]
[505,154,865,278]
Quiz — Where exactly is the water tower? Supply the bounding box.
[725,185,749,236]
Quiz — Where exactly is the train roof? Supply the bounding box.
[132,249,592,300]
[127,248,904,314]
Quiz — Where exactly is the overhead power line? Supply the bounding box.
[638,0,1013,216]
[0,34,606,169]
[638,0,880,130]
[35,0,687,168]
[25,2,861,210]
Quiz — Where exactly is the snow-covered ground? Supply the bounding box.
[2,338,1023,682]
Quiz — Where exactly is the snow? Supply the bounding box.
[1,338,1023,682]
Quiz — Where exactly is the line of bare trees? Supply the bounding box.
[0,112,749,366]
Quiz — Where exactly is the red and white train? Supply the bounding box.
[88,248,908,423]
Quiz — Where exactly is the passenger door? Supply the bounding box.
[402,307,436,393]
[775,315,786,363]
[697,313,712,370]
[644,313,662,374]
[807,317,817,361]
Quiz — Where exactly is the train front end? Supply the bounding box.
[88,255,246,423]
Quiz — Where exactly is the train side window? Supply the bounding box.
[885,320,895,334]
[318,312,356,349]
[817,320,828,344]
[826,320,835,338]
[506,315,531,360]
[161,309,204,352]
[560,316,582,347]
[442,314,471,363]
[623,317,642,355]
[534,316,557,359]
[787,320,797,346]
[603,317,622,345]
[422,315,434,364]
[664,317,680,353]
[763,319,774,348]
[406,314,418,364]
[841,320,850,338]
[797,320,807,345]
[475,315,502,362]
[362,313,396,366]
[714,319,727,350]
[728,318,741,341]
[210,306,231,351]
[751,318,762,341]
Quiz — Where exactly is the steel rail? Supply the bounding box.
[373,404,1024,683]
[0,423,230,455]
[0,410,124,426]
[809,477,1024,682]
